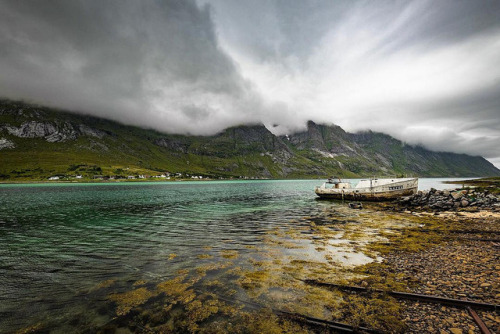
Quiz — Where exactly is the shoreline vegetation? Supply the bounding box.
[12,180,499,333]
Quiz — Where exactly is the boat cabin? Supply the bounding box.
[326,176,351,189]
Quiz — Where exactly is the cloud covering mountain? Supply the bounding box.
[1,0,499,166]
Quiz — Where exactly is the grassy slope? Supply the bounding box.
[351,131,500,177]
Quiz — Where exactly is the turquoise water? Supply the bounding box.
[0,178,470,332]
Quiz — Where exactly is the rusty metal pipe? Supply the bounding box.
[467,307,492,334]
[305,280,499,312]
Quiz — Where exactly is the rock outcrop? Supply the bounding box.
[0,138,15,150]
[3,121,107,143]
[398,188,500,211]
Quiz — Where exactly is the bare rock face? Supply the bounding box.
[154,138,190,153]
[5,121,78,142]
[6,121,58,138]
[78,124,107,139]
[4,121,107,143]
[0,138,15,150]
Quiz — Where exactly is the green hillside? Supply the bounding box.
[0,100,499,181]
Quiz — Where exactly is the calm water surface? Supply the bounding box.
[0,178,472,332]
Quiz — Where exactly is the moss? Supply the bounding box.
[336,293,406,333]
[195,261,233,277]
[238,270,271,290]
[220,250,239,259]
[168,253,177,260]
[133,280,147,287]
[212,309,308,334]
[197,254,213,259]
[108,287,155,316]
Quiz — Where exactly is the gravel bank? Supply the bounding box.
[383,215,499,333]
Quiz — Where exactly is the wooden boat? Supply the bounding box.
[315,176,418,201]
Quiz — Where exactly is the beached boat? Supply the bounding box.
[315,177,418,201]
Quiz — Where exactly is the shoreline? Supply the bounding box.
[0,176,489,185]
[358,207,500,333]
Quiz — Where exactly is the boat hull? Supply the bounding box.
[315,177,418,201]
[315,187,417,201]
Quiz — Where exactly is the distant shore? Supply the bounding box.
[0,176,494,185]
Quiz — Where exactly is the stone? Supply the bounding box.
[461,200,469,207]
[0,138,15,150]
[450,328,462,334]
[451,190,467,200]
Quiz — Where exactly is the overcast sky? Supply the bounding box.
[1,1,499,167]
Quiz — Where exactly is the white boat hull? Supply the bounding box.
[315,178,418,201]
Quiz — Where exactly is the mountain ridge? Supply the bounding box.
[0,99,499,180]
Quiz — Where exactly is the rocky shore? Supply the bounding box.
[397,188,500,212]
[367,200,500,333]
[389,230,499,333]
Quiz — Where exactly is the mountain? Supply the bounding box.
[0,100,499,180]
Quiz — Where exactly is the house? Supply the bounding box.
[48,176,60,180]
[76,175,83,179]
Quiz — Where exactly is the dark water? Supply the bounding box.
[0,178,470,332]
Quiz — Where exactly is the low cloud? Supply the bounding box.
[0,0,499,166]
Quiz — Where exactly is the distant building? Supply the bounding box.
[76,175,83,179]
[48,176,60,180]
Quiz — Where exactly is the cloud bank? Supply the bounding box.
[0,0,499,166]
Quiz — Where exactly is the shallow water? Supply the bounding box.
[0,178,473,332]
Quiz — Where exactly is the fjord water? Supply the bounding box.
[0,178,470,332]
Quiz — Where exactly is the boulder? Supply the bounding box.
[0,138,15,150]
[451,190,467,200]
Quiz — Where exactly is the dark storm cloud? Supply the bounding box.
[0,0,259,134]
[0,0,499,166]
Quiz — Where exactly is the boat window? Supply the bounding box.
[389,186,403,190]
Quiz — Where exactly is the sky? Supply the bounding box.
[1,0,499,167]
